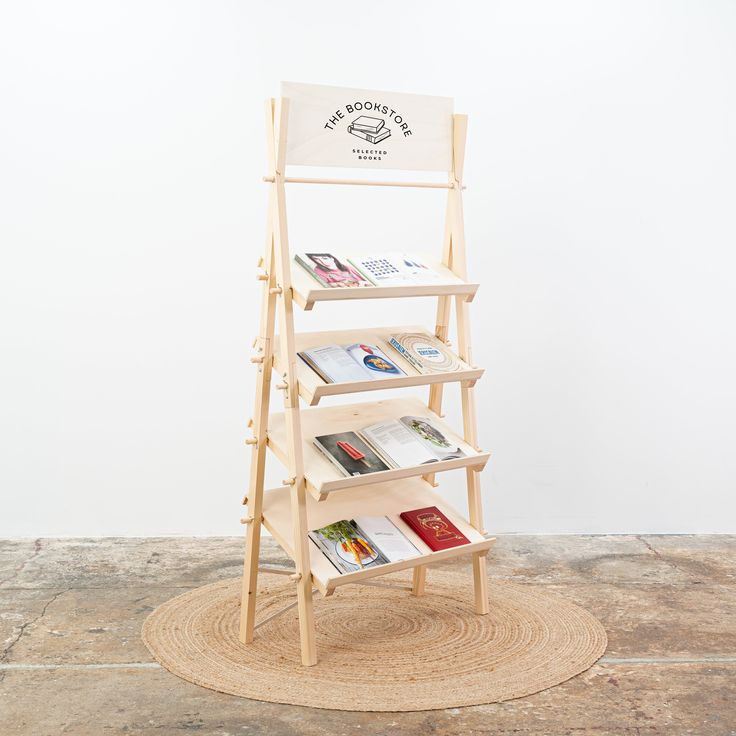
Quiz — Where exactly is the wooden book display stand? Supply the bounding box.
[239,82,494,666]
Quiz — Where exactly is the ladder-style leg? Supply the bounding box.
[279,280,318,665]
[467,468,490,615]
[271,97,317,666]
[240,515,263,643]
[449,114,490,615]
[288,472,318,665]
[414,172,457,598]
[427,183,455,422]
[457,294,490,616]
[239,198,278,643]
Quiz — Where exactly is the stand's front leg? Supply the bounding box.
[291,480,318,666]
[466,466,489,615]
[239,510,263,643]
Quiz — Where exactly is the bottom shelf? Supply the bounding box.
[260,477,495,595]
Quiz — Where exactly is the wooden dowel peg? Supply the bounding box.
[276,382,287,390]
[257,256,264,268]
[242,495,248,505]
[256,272,269,281]
[245,437,258,445]
[289,573,302,582]
[240,516,254,525]
[250,355,264,364]
[282,477,295,486]
[247,418,254,428]
[269,287,282,295]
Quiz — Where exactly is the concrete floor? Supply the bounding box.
[1,535,734,735]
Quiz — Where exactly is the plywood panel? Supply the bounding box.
[282,82,453,172]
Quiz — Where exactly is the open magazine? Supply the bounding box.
[313,416,466,477]
[298,343,405,384]
[308,516,420,574]
[388,332,466,374]
[349,253,443,286]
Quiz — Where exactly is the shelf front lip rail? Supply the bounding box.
[291,282,479,311]
[261,509,496,597]
[295,371,484,407]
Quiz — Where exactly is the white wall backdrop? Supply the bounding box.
[1,1,735,537]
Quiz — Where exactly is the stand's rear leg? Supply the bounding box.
[412,566,427,596]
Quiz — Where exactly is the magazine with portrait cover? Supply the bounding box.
[294,253,373,288]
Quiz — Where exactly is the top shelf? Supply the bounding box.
[290,257,479,311]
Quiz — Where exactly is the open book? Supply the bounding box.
[308,516,420,575]
[298,343,405,384]
[313,415,466,477]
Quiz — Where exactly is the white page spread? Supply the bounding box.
[353,516,421,562]
[360,420,436,468]
[301,345,367,383]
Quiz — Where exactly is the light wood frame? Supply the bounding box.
[239,97,491,666]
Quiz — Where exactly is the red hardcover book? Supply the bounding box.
[399,506,470,551]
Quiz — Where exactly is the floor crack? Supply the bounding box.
[635,534,688,574]
[636,536,662,558]
[0,589,66,666]
[0,538,42,588]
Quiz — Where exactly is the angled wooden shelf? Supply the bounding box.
[260,476,496,596]
[290,257,479,311]
[266,396,490,500]
[272,325,484,406]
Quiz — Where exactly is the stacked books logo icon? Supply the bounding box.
[347,116,391,144]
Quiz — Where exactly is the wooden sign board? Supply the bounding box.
[281,82,453,172]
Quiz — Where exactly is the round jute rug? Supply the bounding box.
[142,571,607,711]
